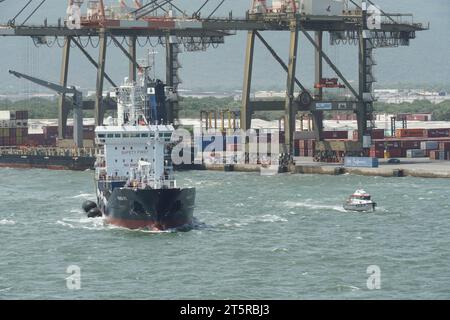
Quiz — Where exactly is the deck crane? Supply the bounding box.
[9,70,84,148]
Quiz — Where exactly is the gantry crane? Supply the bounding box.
[9,70,84,148]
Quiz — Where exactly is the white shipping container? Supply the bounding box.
[300,0,344,16]
[0,110,11,120]
[362,135,372,149]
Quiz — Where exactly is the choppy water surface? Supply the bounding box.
[0,168,449,299]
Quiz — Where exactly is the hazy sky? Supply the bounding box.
[0,0,448,93]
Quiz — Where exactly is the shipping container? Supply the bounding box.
[425,128,450,138]
[0,110,11,120]
[323,130,349,140]
[355,129,384,140]
[407,149,426,158]
[374,140,401,149]
[395,128,426,138]
[369,149,384,158]
[26,134,46,146]
[400,140,421,149]
[429,150,439,160]
[420,141,439,150]
[439,142,450,151]
[344,157,379,168]
[388,148,404,158]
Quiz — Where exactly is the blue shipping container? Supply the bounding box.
[344,157,379,168]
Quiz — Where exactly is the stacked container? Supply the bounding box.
[0,111,29,146]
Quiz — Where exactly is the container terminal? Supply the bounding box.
[2,1,448,178]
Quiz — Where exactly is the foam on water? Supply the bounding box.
[0,219,15,225]
[71,193,96,199]
[56,215,206,234]
[284,200,348,213]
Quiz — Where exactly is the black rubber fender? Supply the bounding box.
[87,208,102,218]
[82,200,97,213]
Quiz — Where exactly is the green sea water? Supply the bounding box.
[0,168,449,299]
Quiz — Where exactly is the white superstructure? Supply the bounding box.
[95,124,175,189]
[94,62,176,190]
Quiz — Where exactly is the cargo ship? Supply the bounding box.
[83,65,196,231]
[0,147,96,170]
[0,109,97,170]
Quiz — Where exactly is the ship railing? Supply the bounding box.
[0,146,98,158]
[127,176,177,189]
[96,175,129,182]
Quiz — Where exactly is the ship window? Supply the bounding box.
[145,147,148,150]
[115,147,117,150]
[123,134,130,138]
[130,147,133,150]
[107,134,114,138]
[98,134,105,138]
[123,147,125,150]
[130,159,133,162]
[115,160,118,163]
[141,133,149,138]
[115,134,121,138]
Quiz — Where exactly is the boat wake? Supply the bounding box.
[214,214,288,229]
[284,201,347,213]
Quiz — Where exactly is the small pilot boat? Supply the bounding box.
[343,189,377,212]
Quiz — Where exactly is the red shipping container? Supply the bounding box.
[369,149,384,158]
[396,128,426,138]
[307,140,315,150]
[429,150,439,160]
[388,148,403,158]
[439,142,450,151]
[323,131,349,139]
[371,129,385,140]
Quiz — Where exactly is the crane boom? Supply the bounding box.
[9,70,79,95]
[9,69,84,148]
